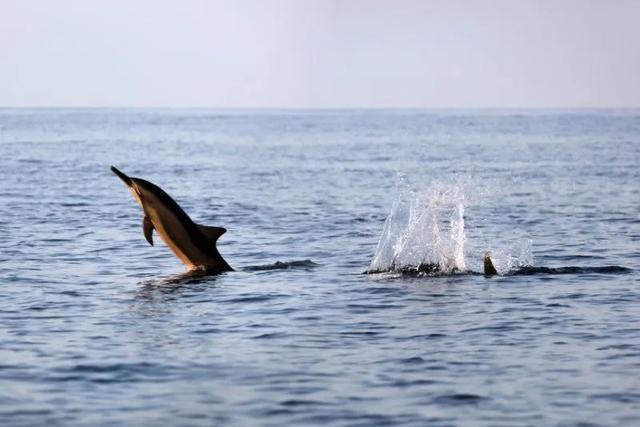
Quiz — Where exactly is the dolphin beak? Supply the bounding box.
[111,166,132,187]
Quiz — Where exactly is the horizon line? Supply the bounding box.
[1,105,639,111]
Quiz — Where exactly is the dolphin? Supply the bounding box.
[111,166,233,272]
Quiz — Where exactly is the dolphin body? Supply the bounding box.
[111,166,233,272]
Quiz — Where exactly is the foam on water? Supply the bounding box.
[488,239,535,274]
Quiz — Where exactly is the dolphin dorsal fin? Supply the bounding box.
[483,252,498,276]
[198,224,227,245]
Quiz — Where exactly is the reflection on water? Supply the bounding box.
[136,270,221,300]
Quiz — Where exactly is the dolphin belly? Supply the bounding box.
[148,204,212,268]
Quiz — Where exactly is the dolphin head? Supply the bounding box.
[111,166,146,207]
[110,166,132,186]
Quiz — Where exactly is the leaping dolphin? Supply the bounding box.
[111,166,233,272]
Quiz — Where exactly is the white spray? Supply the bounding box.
[369,178,468,274]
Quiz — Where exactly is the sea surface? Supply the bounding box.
[0,109,638,426]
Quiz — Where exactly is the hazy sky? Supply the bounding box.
[1,0,639,108]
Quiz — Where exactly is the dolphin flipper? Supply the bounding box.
[143,215,154,246]
[198,224,226,245]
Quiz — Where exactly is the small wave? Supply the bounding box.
[432,393,488,405]
[243,259,318,271]
[508,265,632,276]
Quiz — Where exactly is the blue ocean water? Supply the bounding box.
[0,109,638,426]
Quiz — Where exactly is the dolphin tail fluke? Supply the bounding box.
[111,166,132,186]
[484,252,498,276]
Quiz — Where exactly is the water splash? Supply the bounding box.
[368,177,469,274]
[489,239,534,274]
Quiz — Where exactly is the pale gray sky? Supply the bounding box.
[1,0,639,108]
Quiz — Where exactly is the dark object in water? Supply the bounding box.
[366,262,461,276]
[483,252,498,276]
[366,254,498,276]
